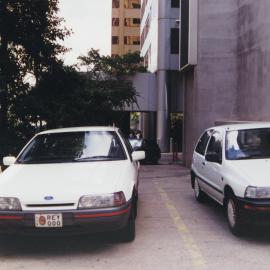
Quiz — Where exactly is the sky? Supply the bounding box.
[58,0,112,66]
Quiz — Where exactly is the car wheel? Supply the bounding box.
[194,177,206,202]
[133,193,138,219]
[120,202,136,242]
[226,196,243,235]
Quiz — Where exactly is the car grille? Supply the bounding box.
[26,203,75,207]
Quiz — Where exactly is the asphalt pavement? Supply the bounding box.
[1,154,270,270]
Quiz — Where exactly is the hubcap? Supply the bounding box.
[227,199,236,228]
[194,178,200,198]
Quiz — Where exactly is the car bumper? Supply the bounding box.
[237,197,270,225]
[0,201,131,234]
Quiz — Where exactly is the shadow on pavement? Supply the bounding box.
[0,231,126,257]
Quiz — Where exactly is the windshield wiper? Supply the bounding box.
[19,159,73,164]
[73,156,113,161]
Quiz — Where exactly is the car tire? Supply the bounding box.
[194,177,206,203]
[119,201,136,242]
[226,195,243,235]
[133,192,138,219]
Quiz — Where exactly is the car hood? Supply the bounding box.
[227,159,270,186]
[0,161,129,207]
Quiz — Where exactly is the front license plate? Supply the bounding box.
[35,213,63,228]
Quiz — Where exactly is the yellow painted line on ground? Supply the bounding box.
[155,182,207,269]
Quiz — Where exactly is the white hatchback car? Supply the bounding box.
[0,127,145,241]
[191,122,270,235]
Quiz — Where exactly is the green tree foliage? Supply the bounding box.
[0,0,145,157]
[0,0,70,156]
[23,50,145,129]
[79,49,146,77]
[79,49,146,110]
[18,64,87,128]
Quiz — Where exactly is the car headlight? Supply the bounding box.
[0,197,21,211]
[245,186,270,199]
[78,191,126,209]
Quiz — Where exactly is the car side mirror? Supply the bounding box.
[3,156,16,166]
[132,151,145,161]
[205,152,220,163]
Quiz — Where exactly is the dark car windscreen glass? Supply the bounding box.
[17,131,126,164]
[226,128,270,160]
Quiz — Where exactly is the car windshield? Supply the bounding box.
[226,128,270,160]
[17,131,126,164]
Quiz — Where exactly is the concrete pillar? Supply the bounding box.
[140,113,147,139]
[140,112,157,140]
[138,112,143,132]
[148,112,156,140]
[156,70,169,152]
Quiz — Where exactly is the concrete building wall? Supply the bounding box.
[182,0,270,166]
[157,16,180,71]
[140,0,181,151]
[182,69,197,166]
[235,0,270,120]
[125,72,157,112]
[125,72,157,140]
[140,0,159,72]
[141,0,180,72]
[183,0,239,165]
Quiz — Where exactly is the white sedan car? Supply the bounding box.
[191,122,270,235]
[0,127,145,241]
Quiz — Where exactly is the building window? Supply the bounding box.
[124,0,140,9]
[112,18,119,26]
[112,36,119,44]
[170,28,179,54]
[112,0,120,8]
[133,18,140,25]
[124,18,141,27]
[171,0,180,8]
[124,36,140,45]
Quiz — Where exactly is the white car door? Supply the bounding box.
[203,131,224,203]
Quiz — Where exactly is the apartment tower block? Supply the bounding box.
[111,0,141,56]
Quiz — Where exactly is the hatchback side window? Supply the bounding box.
[195,130,212,156]
[206,132,223,164]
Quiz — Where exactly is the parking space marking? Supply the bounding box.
[155,182,207,269]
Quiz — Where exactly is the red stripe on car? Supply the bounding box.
[74,206,131,219]
[0,215,23,220]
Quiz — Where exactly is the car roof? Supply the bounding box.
[207,122,270,132]
[37,126,119,135]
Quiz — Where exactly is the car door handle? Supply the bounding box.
[202,161,206,166]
